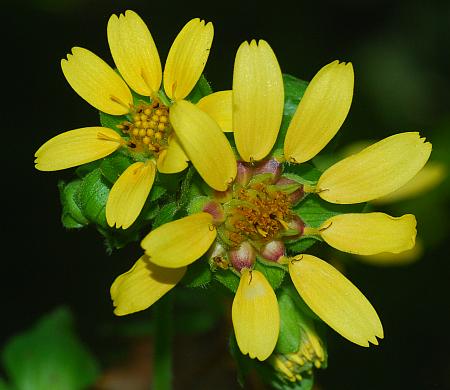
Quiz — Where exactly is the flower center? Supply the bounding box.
[228,183,292,245]
[118,101,171,155]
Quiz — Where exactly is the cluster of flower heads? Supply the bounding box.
[35,10,431,366]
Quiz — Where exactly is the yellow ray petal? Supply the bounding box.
[232,269,280,361]
[317,132,432,204]
[233,40,284,162]
[141,212,216,268]
[284,61,354,163]
[34,127,122,171]
[156,134,189,173]
[197,90,232,132]
[107,10,162,96]
[289,255,383,347]
[164,18,213,100]
[61,47,133,115]
[111,255,186,316]
[106,161,156,229]
[374,162,446,204]
[170,100,237,191]
[319,212,417,255]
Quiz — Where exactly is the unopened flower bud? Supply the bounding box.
[286,215,305,239]
[276,177,304,205]
[236,161,253,186]
[260,240,286,262]
[229,241,256,271]
[202,201,225,223]
[253,159,282,181]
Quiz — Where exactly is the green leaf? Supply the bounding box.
[275,74,309,150]
[58,180,89,229]
[295,195,366,228]
[1,307,99,390]
[181,259,212,288]
[76,168,110,228]
[75,160,102,178]
[185,75,213,103]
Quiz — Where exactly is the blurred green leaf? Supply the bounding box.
[1,307,99,390]
[181,260,212,288]
[254,260,285,291]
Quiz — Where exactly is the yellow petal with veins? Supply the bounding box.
[170,100,237,191]
[107,10,162,96]
[319,213,417,255]
[317,132,432,204]
[111,255,186,316]
[61,47,133,115]
[373,162,446,204]
[289,255,383,347]
[141,212,216,268]
[156,134,189,173]
[164,19,213,100]
[106,161,156,229]
[233,40,284,162]
[284,61,354,163]
[34,127,122,171]
[232,269,280,361]
[197,90,232,132]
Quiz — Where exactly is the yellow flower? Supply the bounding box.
[34,10,236,229]
[111,39,431,360]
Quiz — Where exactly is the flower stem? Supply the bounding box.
[153,293,174,390]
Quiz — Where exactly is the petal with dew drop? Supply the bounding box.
[289,255,383,347]
[284,61,354,163]
[319,212,417,255]
[232,269,280,361]
[106,161,156,229]
[141,212,216,268]
[197,90,233,132]
[34,127,122,171]
[233,40,284,162]
[107,10,162,96]
[111,255,186,316]
[61,47,132,115]
[164,19,213,101]
[156,134,189,174]
[317,132,432,204]
[170,100,236,191]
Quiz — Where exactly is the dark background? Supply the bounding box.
[5,0,450,389]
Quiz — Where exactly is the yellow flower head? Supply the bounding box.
[110,38,432,362]
[35,10,236,229]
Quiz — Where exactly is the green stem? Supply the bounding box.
[152,293,174,390]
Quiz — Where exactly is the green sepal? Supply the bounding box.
[75,168,110,228]
[187,195,211,215]
[286,237,320,254]
[99,152,134,184]
[153,202,179,229]
[58,180,89,228]
[254,258,286,291]
[283,162,322,183]
[295,195,366,229]
[99,111,127,134]
[181,259,213,288]
[274,74,309,151]
[1,307,99,390]
[214,268,240,293]
[185,75,213,103]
